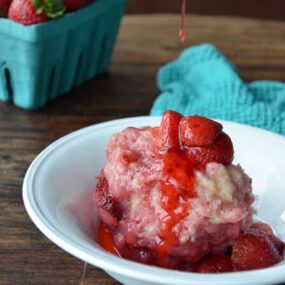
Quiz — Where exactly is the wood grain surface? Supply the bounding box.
[126,0,285,21]
[1,15,285,285]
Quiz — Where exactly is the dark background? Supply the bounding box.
[126,0,285,20]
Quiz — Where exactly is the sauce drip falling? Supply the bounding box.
[179,0,186,42]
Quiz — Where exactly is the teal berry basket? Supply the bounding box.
[0,0,127,109]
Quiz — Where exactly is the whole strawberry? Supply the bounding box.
[8,0,66,25]
[63,0,93,11]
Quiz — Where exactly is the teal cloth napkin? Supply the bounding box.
[150,44,285,135]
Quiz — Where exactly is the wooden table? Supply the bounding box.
[1,15,285,285]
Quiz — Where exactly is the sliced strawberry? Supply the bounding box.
[63,0,93,11]
[250,222,284,255]
[186,132,234,165]
[157,110,183,153]
[180,116,222,147]
[231,229,282,271]
[250,222,274,235]
[94,171,120,227]
[197,255,233,273]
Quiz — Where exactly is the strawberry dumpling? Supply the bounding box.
[94,111,255,269]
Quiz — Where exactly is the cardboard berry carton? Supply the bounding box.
[0,0,127,109]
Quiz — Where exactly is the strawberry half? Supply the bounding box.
[157,110,183,153]
[63,0,93,11]
[250,222,284,255]
[8,0,65,25]
[231,229,282,271]
[186,132,234,165]
[197,255,233,273]
[180,116,222,147]
[94,171,120,227]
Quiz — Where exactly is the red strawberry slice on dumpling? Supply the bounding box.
[157,110,183,153]
[179,116,223,147]
[186,132,234,165]
[94,171,120,227]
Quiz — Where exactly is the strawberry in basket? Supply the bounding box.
[8,0,65,25]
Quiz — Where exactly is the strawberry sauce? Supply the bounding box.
[98,224,121,257]
[156,151,200,258]
[179,0,186,42]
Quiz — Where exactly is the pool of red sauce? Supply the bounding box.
[98,224,121,257]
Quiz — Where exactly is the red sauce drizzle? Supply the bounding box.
[179,0,186,42]
[155,150,203,258]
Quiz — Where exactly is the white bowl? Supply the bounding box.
[23,116,285,285]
